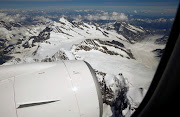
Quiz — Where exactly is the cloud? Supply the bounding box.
[118,13,128,21]
[0,13,27,23]
[110,12,128,21]
[33,16,53,24]
[103,12,109,15]
[72,15,83,22]
[0,13,6,18]
[74,12,128,21]
[85,14,100,20]
[75,10,83,12]
[134,10,138,13]
[112,12,118,16]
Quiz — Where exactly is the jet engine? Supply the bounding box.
[0,61,103,117]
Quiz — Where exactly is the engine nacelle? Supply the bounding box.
[0,61,103,117]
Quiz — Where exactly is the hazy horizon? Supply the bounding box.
[0,0,179,17]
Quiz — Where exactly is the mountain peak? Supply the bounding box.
[59,17,70,24]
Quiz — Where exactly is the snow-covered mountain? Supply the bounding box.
[113,21,146,42]
[0,17,166,117]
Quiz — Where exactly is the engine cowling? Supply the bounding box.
[0,61,103,117]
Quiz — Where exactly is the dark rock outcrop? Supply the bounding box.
[152,49,164,58]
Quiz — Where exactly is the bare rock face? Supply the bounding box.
[41,50,69,62]
[155,34,169,45]
[114,21,146,42]
[73,39,135,59]
[95,70,129,117]
[152,49,165,58]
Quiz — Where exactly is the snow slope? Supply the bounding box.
[124,35,165,69]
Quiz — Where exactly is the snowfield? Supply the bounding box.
[125,35,165,69]
[1,17,166,117]
[72,48,154,116]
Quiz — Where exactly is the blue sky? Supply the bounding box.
[0,0,179,16]
[0,0,179,7]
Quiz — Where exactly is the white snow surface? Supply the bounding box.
[124,35,165,69]
[103,103,113,117]
[127,24,145,33]
[73,50,154,89]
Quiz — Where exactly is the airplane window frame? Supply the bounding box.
[0,1,179,117]
[132,3,180,117]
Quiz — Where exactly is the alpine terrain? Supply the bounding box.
[0,12,168,117]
